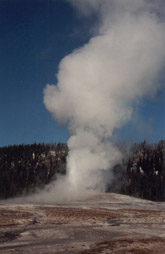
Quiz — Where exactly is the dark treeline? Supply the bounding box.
[0,141,164,201]
[108,140,165,201]
[0,143,68,199]
[122,140,165,201]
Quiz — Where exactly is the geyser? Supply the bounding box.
[42,0,165,200]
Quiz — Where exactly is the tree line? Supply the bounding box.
[108,140,165,201]
[0,141,164,201]
[0,143,68,198]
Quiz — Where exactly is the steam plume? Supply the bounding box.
[43,0,165,200]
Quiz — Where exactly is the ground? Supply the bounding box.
[0,193,165,253]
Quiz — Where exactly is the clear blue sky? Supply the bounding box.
[0,0,164,147]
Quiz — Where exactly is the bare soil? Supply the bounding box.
[0,193,164,253]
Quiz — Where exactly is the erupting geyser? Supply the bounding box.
[43,0,165,200]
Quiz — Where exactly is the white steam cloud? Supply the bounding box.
[41,0,165,200]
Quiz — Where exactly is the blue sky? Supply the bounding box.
[0,0,164,147]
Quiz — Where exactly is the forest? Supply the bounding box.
[0,143,68,199]
[0,141,164,201]
[109,140,165,201]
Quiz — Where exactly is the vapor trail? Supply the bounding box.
[43,0,165,200]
